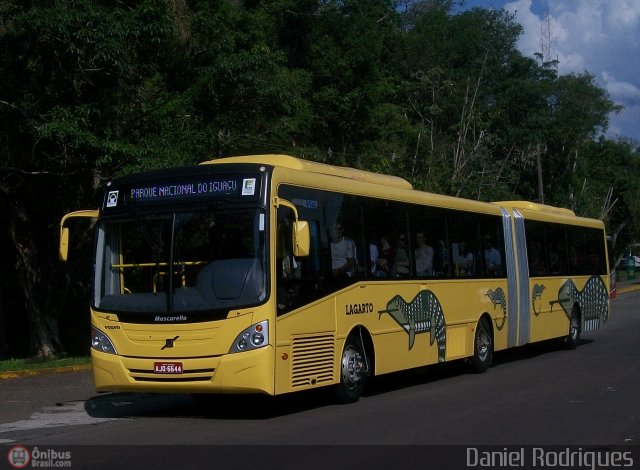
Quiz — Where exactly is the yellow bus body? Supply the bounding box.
[61,155,610,400]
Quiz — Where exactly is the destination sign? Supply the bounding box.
[104,175,260,209]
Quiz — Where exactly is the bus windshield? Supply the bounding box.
[93,207,267,318]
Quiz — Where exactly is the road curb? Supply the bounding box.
[0,364,91,380]
[616,283,640,295]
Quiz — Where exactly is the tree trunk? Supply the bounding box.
[7,195,62,358]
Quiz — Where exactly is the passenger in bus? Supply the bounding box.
[395,234,411,276]
[432,240,447,276]
[375,233,395,277]
[456,242,475,276]
[415,231,434,276]
[354,235,379,277]
[369,241,379,276]
[331,223,356,278]
[483,236,502,275]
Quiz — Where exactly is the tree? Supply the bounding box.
[0,0,177,357]
[574,138,640,266]
[401,3,527,198]
[542,73,622,208]
[303,0,402,164]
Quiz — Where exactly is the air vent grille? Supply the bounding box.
[291,334,335,388]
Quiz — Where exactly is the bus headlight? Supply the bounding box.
[229,320,269,353]
[91,326,117,355]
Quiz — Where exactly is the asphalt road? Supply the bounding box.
[1,290,639,468]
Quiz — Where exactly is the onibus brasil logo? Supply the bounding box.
[7,446,30,469]
[7,445,72,468]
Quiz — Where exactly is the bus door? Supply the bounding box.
[274,202,336,393]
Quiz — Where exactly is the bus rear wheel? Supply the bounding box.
[565,306,581,350]
[336,335,367,403]
[470,318,493,373]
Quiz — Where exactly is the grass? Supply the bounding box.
[0,356,91,373]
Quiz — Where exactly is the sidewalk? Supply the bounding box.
[613,274,640,295]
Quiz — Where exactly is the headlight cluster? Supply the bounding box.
[229,320,269,353]
[91,326,117,354]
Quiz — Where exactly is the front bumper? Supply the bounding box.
[91,346,275,395]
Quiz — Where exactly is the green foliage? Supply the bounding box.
[573,139,640,261]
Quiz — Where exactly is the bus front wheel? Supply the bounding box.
[336,335,367,403]
[470,318,493,373]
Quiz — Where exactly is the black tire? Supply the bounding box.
[336,335,367,403]
[565,306,581,350]
[470,318,493,373]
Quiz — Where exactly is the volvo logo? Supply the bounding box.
[161,336,180,350]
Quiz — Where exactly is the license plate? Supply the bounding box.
[154,362,183,374]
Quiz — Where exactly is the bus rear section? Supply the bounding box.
[500,202,611,349]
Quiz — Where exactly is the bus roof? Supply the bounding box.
[200,155,588,220]
[201,154,414,190]
[493,201,576,216]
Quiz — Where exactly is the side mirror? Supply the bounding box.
[59,209,100,262]
[292,221,310,257]
[59,227,70,262]
[273,197,310,258]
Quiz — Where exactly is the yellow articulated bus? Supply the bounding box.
[60,155,610,403]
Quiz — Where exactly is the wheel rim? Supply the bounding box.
[341,345,365,390]
[570,313,579,341]
[476,323,491,361]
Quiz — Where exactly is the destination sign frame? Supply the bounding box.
[103,174,262,210]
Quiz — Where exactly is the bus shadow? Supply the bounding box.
[84,388,338,421]
[360,337,596,398]
[492,337,595,366]
[84,392,197,419]
[84,338,595,420]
